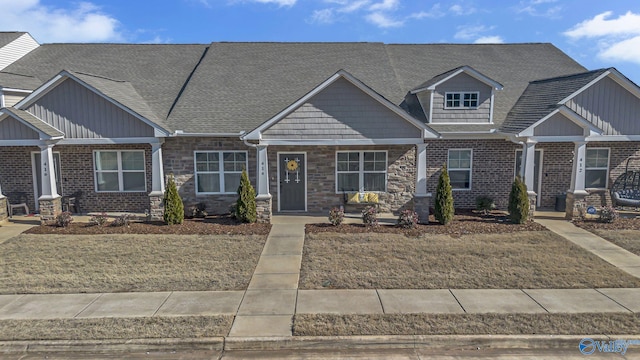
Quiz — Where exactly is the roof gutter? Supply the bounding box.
[171,130,245,137]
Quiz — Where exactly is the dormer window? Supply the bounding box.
[445,92,478,109]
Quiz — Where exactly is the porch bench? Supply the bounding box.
[342,192,381,213]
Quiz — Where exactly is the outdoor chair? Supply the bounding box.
[62,191,83,214]
[7,192,29,217]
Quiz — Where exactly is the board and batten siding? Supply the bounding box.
[0,33,39,71]
[0,117,39,140]
[567,76,640,135]
[26,79,155,139]
[430,73,492,123]
[2,92,27,107]
[534,113,584,136]
[262,77,422,140]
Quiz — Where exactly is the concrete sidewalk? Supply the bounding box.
[1,213,640,338]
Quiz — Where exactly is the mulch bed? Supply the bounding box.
[574,217,640,231]
[24,214,271,235]
[307,210,546,237]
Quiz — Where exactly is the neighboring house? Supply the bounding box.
[0,33,639,223]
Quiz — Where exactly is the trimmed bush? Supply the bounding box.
[89,212,108,226]
[328,207,344,226]
[55,211,73,227]
[362,205,378,227]
[508,176,530,224]
[397,209,418,229]
[475,195,496,215]
[235,169,257,223]
[599,206,619,223]
[112,213,133,227]
[434,163,454,225]
[164,174,184,225]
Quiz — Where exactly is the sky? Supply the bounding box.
[1,0,639,85]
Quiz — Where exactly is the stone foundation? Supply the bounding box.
[39,196,62,223]
[528,193,537,219]
[565,192,587,220]
[0,196,7,222]
[149,193,164,221]
[414,194,431,224]
[256,195,272,223]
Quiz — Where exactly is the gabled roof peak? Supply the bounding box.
[410,65,503,94]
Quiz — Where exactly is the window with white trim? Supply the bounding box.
[585,148,609,189]
[195,151,247,194]
[336,151,387,192]
[448,149,472,190]
[94,150,146,192]
[445,92,479,109]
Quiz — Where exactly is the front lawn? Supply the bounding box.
[2,234,267,294]
[574,217,640,256]
[299,231,640,289]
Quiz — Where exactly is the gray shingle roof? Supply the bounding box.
[1,43,208,122]
[0,71,42,89]
[500,69,609,134]
[3,107,64,138]
[0,32,25,48]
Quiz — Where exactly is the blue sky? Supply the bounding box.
[1,0,639,84]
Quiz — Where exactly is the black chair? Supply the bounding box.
[7,192,29,217]
[62,191,83,213]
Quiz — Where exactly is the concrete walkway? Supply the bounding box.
[1,213,640,338]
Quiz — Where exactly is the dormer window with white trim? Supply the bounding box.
[445,92,478,109]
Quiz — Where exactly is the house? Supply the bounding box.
[1,33,639,223]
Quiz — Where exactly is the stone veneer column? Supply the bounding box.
[255,145,272,223]
[148,141,166,221]
[38,143,61,222]
[414,143,431,223]
[566,140,588,219]
[39,197,62,224]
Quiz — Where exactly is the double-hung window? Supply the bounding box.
[585,148,609,189]
[94,150,146,192]
[448,149,472,190]
[445,92,479,109]
[336,151,387,192]
[195,151,247,194]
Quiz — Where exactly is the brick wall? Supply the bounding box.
[588,141,640,207]
[536,143,574,209]
[162,137,257,215]
[267,145,415,214]
[0,146,38,211]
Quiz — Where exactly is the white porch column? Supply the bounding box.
[521,140,537,196]
[39,143,59,199]
[569,141,588,195]
[256,145,270,197]
[149,140,166,196]
[415,143,428,195]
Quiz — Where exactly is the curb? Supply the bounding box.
[5,334,635,354]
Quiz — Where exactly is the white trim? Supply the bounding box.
[410,66,504,93]
[514,148,543,206]
[587,135,640,141]
[0,93,4,108]
[428,90,434,124]
[517,106,602,138]
[0,140,48,146]
[335,150,388,194]
[437,131,503,140]
[447,148,473,191]
[559,69,640,105]
[193,150,248,195]
[429,122,493,125]
[0,109,64,140]
[528,136,590,143]
[93,150,147,193]
[31,151,62,211]
[585,147,610,190]
[257,138,424,146]
[0,88,33,93]
[243,70,438,141]
[172,130,244,137]
[489,89,495,123]
[444,91,480,109]
[277,151,308,212]
[58,137,162,145]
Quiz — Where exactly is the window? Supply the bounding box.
[94,150,146,192]
[448,149,472,190]
[336,151,387,192]
[445,92,479,109]
[585,148,609,189]
[195,151,247,194]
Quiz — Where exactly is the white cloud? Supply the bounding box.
[338,0,370,13]
[474,36,504,44]
[251,0,296,6]
[310,8,336,24]
[369,0,399,12]
[408,4,445,19]
[564,11,640,66]
[515,0,562,19]
[454,25,493,40]
[0,1,122,42]
[449,4,475,16]
[366,12,403,27]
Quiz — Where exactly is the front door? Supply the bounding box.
[279,153,306,211]
[32,152,62,211]
[515,149,543,207]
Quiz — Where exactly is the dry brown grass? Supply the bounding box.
[293,313,640,336]
[591,230,640,256]
[299,231,640,289]
[0,316,233,341]
[2,234,266,294]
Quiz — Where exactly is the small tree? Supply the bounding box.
[434,163,454,225]
[235,169,257,223]
[508,176,529,224]
[164,173,184,225]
